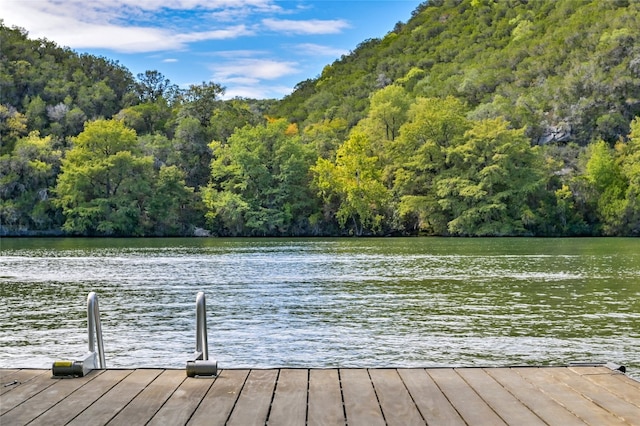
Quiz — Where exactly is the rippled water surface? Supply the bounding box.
[1,237,639,377]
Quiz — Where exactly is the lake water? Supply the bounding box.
[1,237,638,378]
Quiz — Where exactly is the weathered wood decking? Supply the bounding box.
[1,365,639,425]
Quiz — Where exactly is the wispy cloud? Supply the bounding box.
[262,18,350,35]
[0,0,373,99]
[208,1,283,22]
[1,0,265,52]
[224,84,293,100]
[210,59,299,84]
[212,50,270,58]
[294,43,349,57]
[175,26,254,43]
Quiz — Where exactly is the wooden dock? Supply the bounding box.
[1,365,639,425]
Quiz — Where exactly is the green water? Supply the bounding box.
[1,237,638,376]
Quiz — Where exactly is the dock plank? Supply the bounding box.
[0,370,103,425]
[308,368,345,426]
[188,369,249,425]
[542,367,640,424]
[107,369,185,426]
[457,368,546,426]
[428,368,507,426]
[0,369,19,382]
[398,368,465,426]
[569,367,640,405]
[146,373,213,426]
[28,369,132,426]
[1,365,637,425]
[514,367,627,425]
[341,368,385,426]
[569,366,640,390]
[485,368,585,426]
[0,369,56,415]
[67,368,163,425]
[0,369,49,397]
[369,369,424,426]
[268,368,308,425]
[226,369,278,426]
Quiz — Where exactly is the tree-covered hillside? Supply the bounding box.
[275,0,640,147]
[1,0,639,237]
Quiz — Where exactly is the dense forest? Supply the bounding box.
[1,0,639,237]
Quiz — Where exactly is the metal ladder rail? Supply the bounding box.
[52,291,105,377]
[87,291,106,369]
[186,292,217,377]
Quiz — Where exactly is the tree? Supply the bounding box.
[54,119,154,235]
[209,99,263,144]
[204,119,318,236]
[180,81,225,126]
[582,119,640,235]
[170,116,211,190]
[148,165,199,236]
[302,117,348,160]
[116,98,173,135]
[135,70,179,103]
[617,117,640,235]
[391,96,470,234]
[583,139,627,235]
[312,130,389,235]
[0,131,62,232]
[360,84,411,143]
[0,105,28,154]
[436,117,544,236]
[76,80,117,119]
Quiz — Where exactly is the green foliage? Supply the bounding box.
[0,131,62,231]
[148,165,199,236]
[583,140,627,235]
[312,131,389,235]
[3,1,640,237]
[437,118,543,236]
[135,70,179,104]
[391,96,470,233]
[204,119,318,236]
[271,0,640,146]
[169,116,211,189]
[579,119,640,236]
[179,81,225,126]
[618,118,640,235]
[360,85,411,143]
[116,99,173,135]
[53,120,155,235]
[0,23,135,141]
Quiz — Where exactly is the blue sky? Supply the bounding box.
[2,1,423,99]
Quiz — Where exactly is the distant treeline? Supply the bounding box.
[1,0,639,237]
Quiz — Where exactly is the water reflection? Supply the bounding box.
[1,238,638,378]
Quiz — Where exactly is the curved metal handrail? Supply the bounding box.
[195,291,209,361]
[186,291,217,377]
[87,291,106,369]
[52,291,106,376]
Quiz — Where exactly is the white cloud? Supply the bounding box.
[223,84,293,100]
[0,0,262,53]
[211,59,299,83]
[262,18,350,35]
[295,43,348,57]
[210,58,300,99]
[208,1,283,22]
[0,0,355,99]
[175,26,254,43]
[212,50,270,58]
[76,0,279,13]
